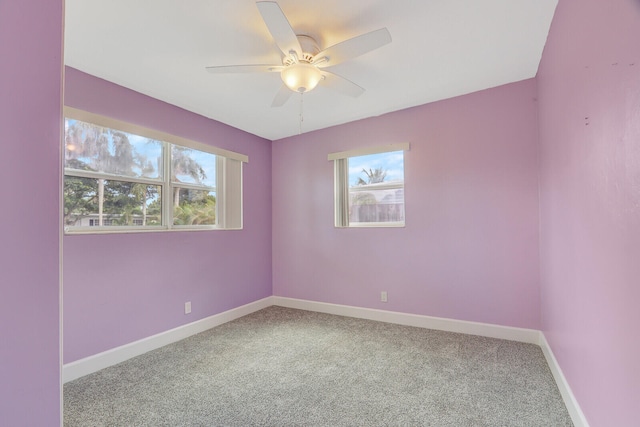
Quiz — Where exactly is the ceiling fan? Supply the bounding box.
[206,1,392,107]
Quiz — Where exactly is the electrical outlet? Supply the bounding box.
[381,291,388,303]
[185,301,192,314]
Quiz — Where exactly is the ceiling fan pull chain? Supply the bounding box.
[299,92,304,134]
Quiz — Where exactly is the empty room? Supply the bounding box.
[1,0,638,426]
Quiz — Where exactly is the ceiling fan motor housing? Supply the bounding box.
[280,35,323,93]
[283,35,320,65]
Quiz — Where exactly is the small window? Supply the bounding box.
[329,143,409,228]
[63,107,247,233]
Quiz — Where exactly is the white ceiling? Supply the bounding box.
[64,0,558,141]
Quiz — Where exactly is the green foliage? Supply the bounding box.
[173,192,216,225]
[64,176,97,226]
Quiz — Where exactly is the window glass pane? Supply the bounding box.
[348,151,404,186]
[348,150,405,224]
[349,187,405,223]
[173,188,216,226]
[171,146,216,187]
[64,176,162,227]
[64,119,163,179]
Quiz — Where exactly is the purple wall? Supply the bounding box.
[273,79,541,329]
[6,1,633,423]
[0,1,63,425]
[537,0,640,425]
[63,68,272,362]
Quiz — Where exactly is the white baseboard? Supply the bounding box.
[539,333,590,427]
[63,296,274,383]
[272,296,540,344]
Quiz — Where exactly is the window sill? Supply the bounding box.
[63,225,243,235]
[339,221,405,229]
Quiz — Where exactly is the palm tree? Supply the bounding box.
[65,120,140,226]
[357,167,387,185]
[65,121,111,225]
[171,146,206,207]
[133,157,159,226]
[173,191,216,225]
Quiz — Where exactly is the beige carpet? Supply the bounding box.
[64,306,573,426]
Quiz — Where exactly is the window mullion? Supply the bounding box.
[349,183,403,192]
[164,142,172,228]
[216,156,225,228]
[64,169,162,186]
[171,182,216,192]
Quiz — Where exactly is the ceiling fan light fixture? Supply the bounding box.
[207,3,392,106]
[281,62,323,93]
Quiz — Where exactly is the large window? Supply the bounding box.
[64,107,247,233]
[329,143,409,227]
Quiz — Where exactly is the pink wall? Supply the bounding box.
[537,0,640,425]
[273,79,541,329]
[63,68,272,362]
[0,1,63,425]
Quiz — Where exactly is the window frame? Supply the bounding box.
[329,143,409,228]
[63,107,247,234]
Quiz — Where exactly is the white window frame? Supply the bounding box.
[63,107,247,234]
[329,143,409,228]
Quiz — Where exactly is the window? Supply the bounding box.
[329,143,409,227]
[63,107,247,233]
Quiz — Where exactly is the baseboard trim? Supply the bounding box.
[539,333,590,427]
[63,296,274,383]
[272,296,540,344]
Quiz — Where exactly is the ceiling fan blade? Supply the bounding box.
[313,28,392,68]
[256,1,302,58]
[320,71,365,98]
[206,64,283,74]
[271,84,293,107]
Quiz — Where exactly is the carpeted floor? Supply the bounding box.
[64,306,573,426]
